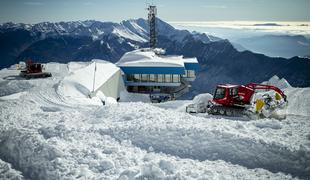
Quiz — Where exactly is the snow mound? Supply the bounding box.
[95,91,117,105]
[262,76,310,116]
[0,81,33,97]
[0,159,24,180]
[285,87,310,116]
[260,75,310,116]
[263,75,292,89]
[0,91,27,101]
[119,90,150,103]
[192,93,213,104]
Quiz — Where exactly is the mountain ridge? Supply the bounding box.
[1,18,310,96]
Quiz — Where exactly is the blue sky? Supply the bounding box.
[0,0,309,23]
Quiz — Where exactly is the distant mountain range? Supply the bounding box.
[1,19,310,97]
[234,35,310,58]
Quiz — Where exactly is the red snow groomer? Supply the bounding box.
[19,60,52,79]
[207,83,288,118]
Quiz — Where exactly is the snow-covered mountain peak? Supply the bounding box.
[0,20,149,42]
[0,18,217,43]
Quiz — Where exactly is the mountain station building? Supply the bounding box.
[116,48,199,99]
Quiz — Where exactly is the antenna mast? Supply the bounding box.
[147,5,157,49]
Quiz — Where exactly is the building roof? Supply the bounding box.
[116,48,199,74]
[116,48,185,68]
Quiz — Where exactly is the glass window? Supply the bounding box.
[149,74,155,82]
[229,88,238,96]
[172,75,180,83]
[154,74,158,82]
[141,74,148,82]
[157,74,163,83]
[127,74,134,81]
[187,70,195,78]
[184,70,188,77]
[165,74,171,83]
[134,74,140,82]
[214,87,226,99]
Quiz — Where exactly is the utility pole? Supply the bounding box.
[147,5,157,49]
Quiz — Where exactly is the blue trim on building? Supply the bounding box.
[119,66,185,75]
[184,62,199,70]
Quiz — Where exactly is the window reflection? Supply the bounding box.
[126,74,181,83]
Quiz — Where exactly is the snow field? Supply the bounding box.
[0,63,309,179]
[0,97,293,179]
[92,102,310,178]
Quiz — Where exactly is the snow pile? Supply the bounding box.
[0,91,27,101]
[262,75,292,89]
[0,159,24,180]
[96,91,117,105]
[0,81,33,97]
[285,87,310,116]
[262,75,310,116]
[119,90,150,103]
[153,93,213,112]
[192,93,213,104]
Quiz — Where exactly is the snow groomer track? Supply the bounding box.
[0,62,309,179]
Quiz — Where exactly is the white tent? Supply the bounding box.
[61,59,124,101]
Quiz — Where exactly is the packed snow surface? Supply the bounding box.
[0,62,309,179]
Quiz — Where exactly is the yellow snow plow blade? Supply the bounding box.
[275,92,282,101]
[255,99,265,112]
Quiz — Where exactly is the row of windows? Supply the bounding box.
[126,74,181,83]
[183,70,196,78]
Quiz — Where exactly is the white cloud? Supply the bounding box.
[170,21,310,35]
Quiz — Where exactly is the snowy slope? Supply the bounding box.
[0,63,309,179]
[0,20,148,42]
